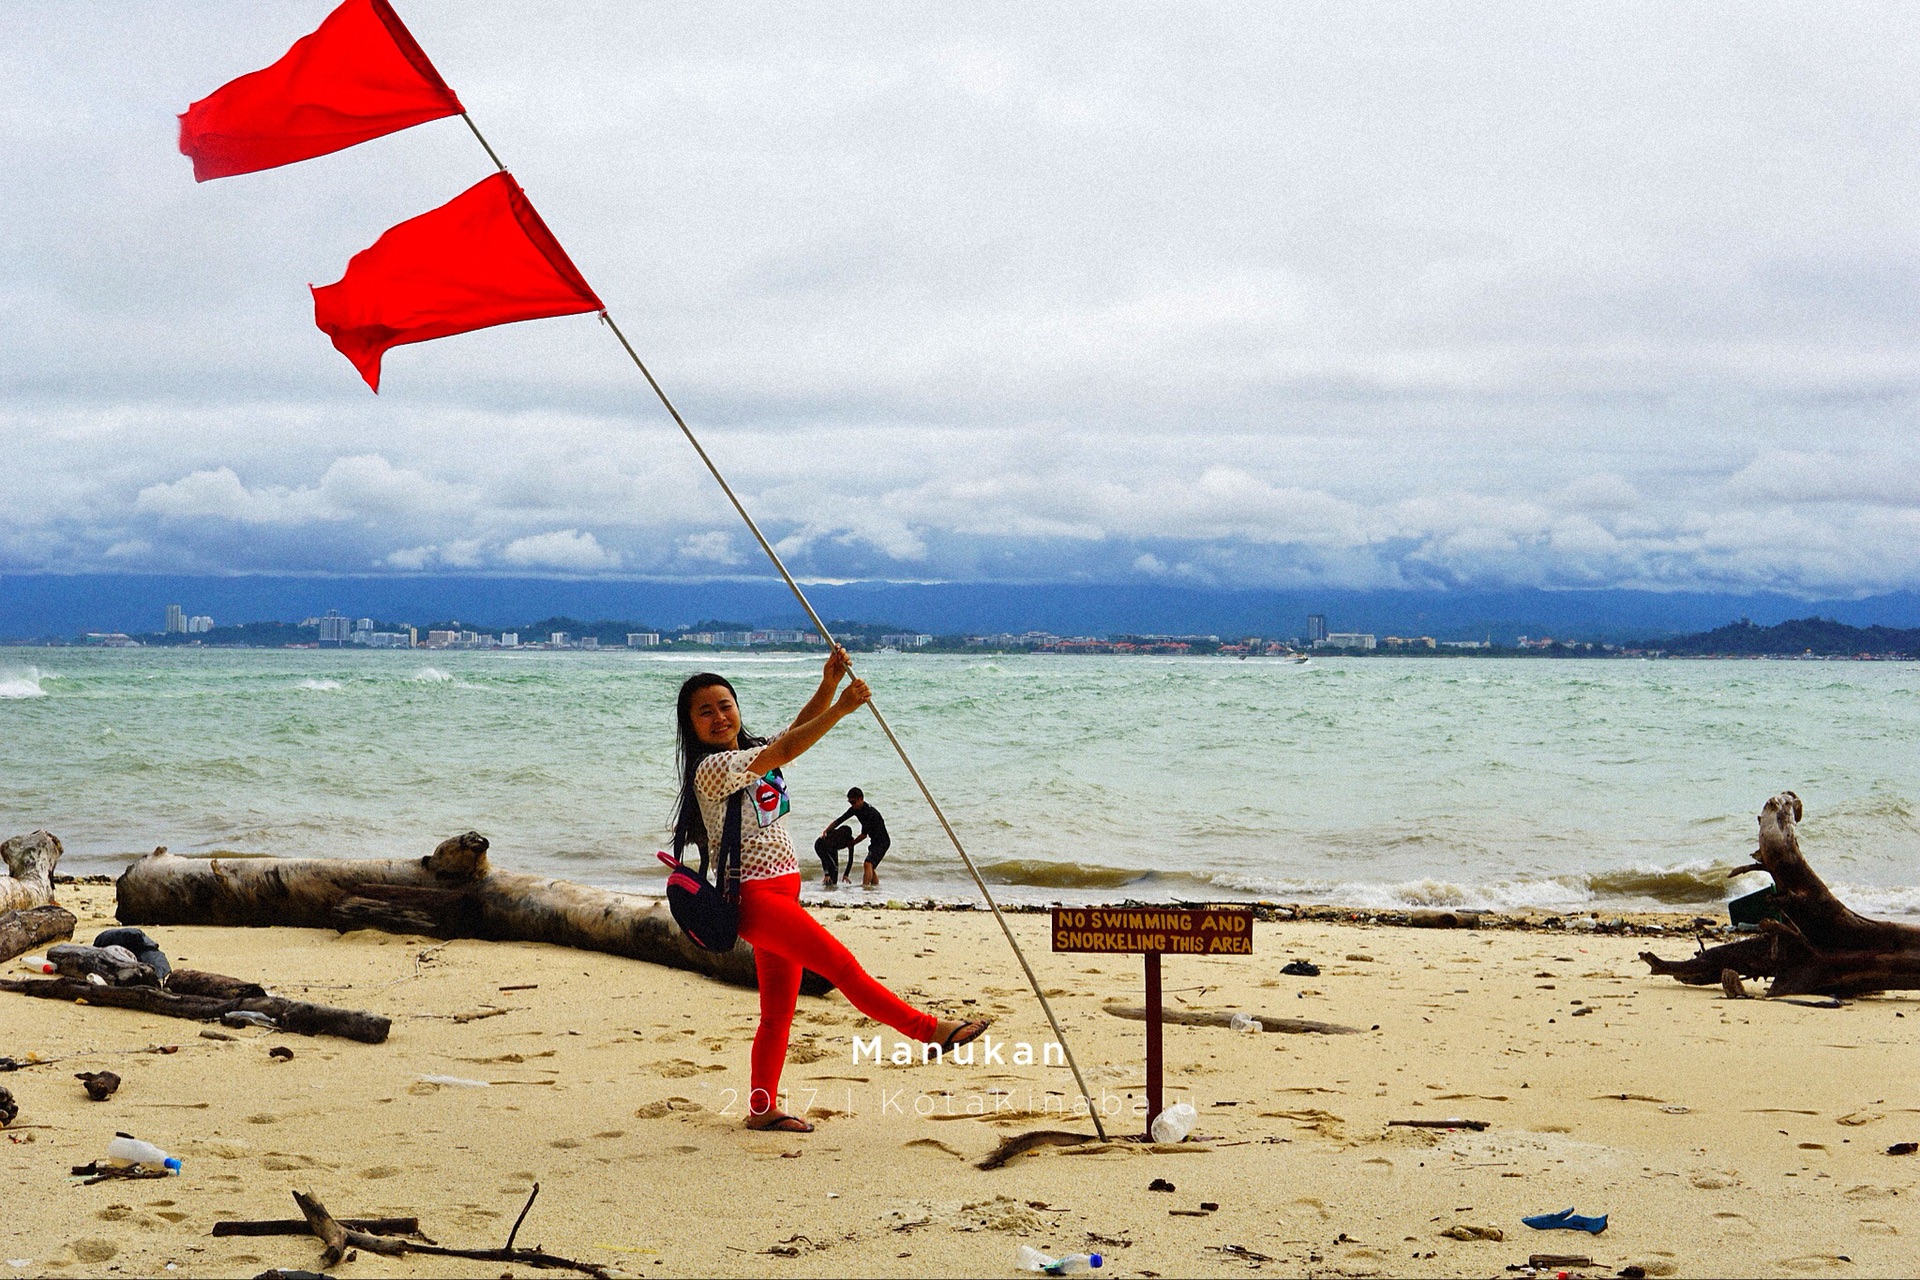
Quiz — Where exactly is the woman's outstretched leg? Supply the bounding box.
[738,875,940,1043]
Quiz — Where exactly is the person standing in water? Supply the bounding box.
[825,787,891,888]
[672,649,988,1133]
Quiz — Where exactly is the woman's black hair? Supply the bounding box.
[671,672,766,869]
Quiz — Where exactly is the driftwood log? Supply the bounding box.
[0,976,391,1043]
[0,831,61,913]
[115,833,829,995]
[1102,1004,1363,1035]
[1642,791,1920,998]
[0,905,76,963]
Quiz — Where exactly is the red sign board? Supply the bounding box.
[1051,906,1254,956]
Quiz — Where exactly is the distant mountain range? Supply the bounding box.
[1642,617,1920,657]
[6,573,1920,646]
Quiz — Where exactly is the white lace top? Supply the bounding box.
[693,740,800,882]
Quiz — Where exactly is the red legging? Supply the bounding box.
[737,874,939,1114]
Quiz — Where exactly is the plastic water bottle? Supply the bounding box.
[1229,1011,1260,1032]
[17,955,54,974]
[1150,1101,1197,1143]
[105,1136,182,1174]
[1017,1245,1103,1274]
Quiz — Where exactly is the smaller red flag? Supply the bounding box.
[311,171,604,391]
[179,0,462,182]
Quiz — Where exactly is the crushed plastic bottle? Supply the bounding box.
[1150,1101,1197,1144]
[105,1135,181,1174]
[17,955,54,974]
[1228,1012,1261,1032]
[1017,1244,1103,1274]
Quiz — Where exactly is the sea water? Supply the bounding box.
[2,648,1916,915]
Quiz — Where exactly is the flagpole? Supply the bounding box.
[454,113,1111,1140]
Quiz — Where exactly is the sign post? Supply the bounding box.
[1051,905,1254,1138]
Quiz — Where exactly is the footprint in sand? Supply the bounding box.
[1843,1184,1901,1200]
[1292,1197,1332,1220]
[359,1166,401,1179]
[1361,1156,1394,1174]
[153,1211,191,1224]
[94,1207,132,1222]
[1776,1255,1859,1274]
[1689,1171,1739,1190]
[245,1112,281,1125]
[903,1137,968,1160]
[1857,1219,1899,1235]
[593,1130,626,1140]
[669,1144,701,1154]
[1712,1211,1757,1238]
[550,1138,583,1149]
[649,1059,703,1078]
[261,1154,328,1171]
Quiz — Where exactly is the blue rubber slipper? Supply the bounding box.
[1522,1208,1607,1234]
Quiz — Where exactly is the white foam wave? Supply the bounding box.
[0,667,49,699]
[1831,884,1920,919]
[295,678,341,691]
[410,667,453,683]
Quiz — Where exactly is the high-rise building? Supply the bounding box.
[1306,614,1328,644]
[318,610,351,644]
[627,633,659,648]
[187,615,214,633]
[165,604,185,634]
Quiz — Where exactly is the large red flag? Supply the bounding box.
[179,0,462,182]
[311,171,604,391]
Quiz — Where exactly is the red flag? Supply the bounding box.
[179,0,462,182]
[311,171,604,391]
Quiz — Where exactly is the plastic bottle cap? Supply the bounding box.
[1089,1256,1104,1268]
[163,1157,182,1173]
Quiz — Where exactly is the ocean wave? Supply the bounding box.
[0,666,50,699]
[978,858,1161,890]
[295,678,342,691]
[410,667,453,683]
[1206,857,1751,912]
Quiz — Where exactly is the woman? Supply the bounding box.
[672,648,988,1133]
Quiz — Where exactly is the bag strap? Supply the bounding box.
[717,788,746,902]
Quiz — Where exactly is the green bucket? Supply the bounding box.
[1728,885,1782,929]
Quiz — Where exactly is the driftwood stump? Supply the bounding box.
[0,831,61,913]
[1641,792,1920,998]
[115,833,830,995]
[0,905,76,964]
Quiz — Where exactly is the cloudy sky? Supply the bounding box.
[4,2,1917,595]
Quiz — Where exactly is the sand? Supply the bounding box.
[4,884,1918,1278]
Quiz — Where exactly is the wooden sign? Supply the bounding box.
[1050,906,1254,956]
[1051,905,1256,1138]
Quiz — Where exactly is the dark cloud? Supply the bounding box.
[2,2,1916,594]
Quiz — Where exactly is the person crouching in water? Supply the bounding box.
[673,650,989,1133]
[827,787,891,888]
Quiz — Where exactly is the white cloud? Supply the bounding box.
[4,7,1920,596]
[500,529,621,571]
[676,531,744,566]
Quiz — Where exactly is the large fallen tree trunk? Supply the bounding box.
[0,975,391,1043]
[115,834,828,995]
[0,831,61,913]
[1641,791,1920,998]
[0,905,76,964]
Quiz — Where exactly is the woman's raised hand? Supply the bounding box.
[823,645,852,684]
[834,677,871,715]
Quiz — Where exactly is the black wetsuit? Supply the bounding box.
[832,802,891,865]
[814,824,858,880]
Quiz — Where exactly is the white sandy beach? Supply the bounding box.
[4,884,1917,1278]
